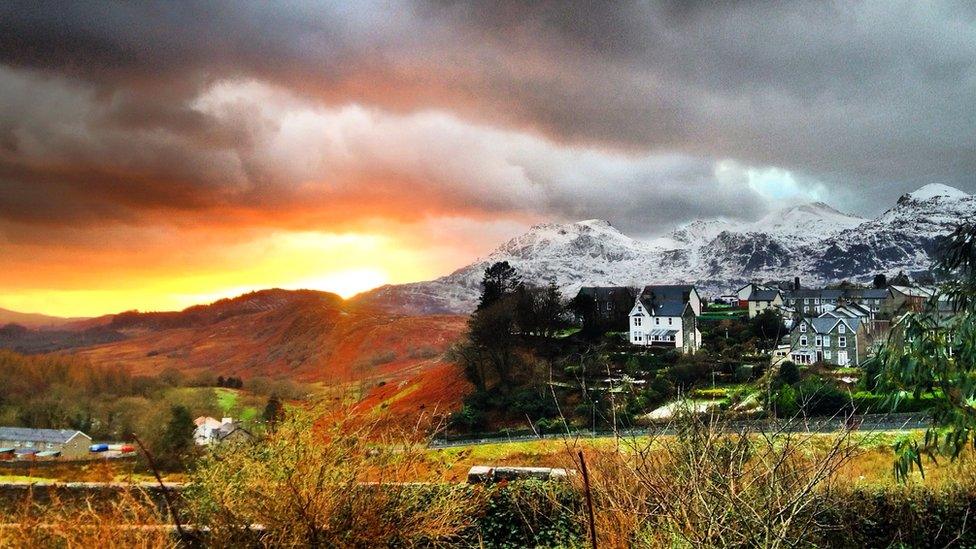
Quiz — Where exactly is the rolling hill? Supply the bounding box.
[0,290,472,417]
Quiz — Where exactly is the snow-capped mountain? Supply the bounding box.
[356,184,975,315]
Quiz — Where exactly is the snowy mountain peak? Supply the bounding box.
[904,183,970,202]
[667,219,736,246]
[357,186,976,315]
[754,201,864,228]
[496,218,640,261]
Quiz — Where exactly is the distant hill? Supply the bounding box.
[0,307,89,329]
[75,290,467,385]
[0,288,472,421]
[355,183,975,314]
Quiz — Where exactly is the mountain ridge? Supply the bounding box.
[355,184,974,314]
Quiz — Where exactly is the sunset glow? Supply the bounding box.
[0,230,460,317]
[1,3,973,318]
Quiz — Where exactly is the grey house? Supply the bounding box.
[789,315,868,367]
[0,427,92,459]
[783,288,891,319]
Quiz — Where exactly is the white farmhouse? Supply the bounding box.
[193,416,243,446]
[628,285,702,353]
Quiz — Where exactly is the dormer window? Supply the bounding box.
[799,323,807,333]
[838,323,846,334]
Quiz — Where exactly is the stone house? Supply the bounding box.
[789,315,868,367]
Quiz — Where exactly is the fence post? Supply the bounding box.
[578,450,597,549]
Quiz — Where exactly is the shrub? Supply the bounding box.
[777,361,801,385]
[733,364,754,383]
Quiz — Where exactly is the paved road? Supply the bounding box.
[429,413,930,448]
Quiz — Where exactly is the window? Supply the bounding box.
[804,298,810,304]
[814,298,820,304]
[668,317,673,325]
[655,317,660,325]
[799,323,807,333]
[838,323,846,334]
[823,335,830,346]
[839,336,847,348]
[824,350,832,360]
[636,305,642,313]
[815,336,822,346]
[634,317,642,326]
[800,336,808,346]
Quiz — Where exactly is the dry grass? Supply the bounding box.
[185,404,480,547]
[0,488,174,548]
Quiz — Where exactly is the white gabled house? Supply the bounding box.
[628,285,702,353]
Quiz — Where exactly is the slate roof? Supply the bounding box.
[846,288,890,299]
[785,289,845,300]
[890,285,936,298]
[749,289,781,301]
[806,316,861,334]
[648,301,688,316]
[576,287,634,301]
[0,427,89,444]
[641,285,696,302]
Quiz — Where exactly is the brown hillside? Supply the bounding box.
[73,290,468,385]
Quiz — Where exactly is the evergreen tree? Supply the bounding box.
[263,395,284,430]
[154,404,195,470]
[477,261,521,311]
[890,270,911,286]
[873,273,888,289]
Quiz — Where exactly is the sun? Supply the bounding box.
[291,268,390,299]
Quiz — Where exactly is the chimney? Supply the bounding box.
[793,276,800,290]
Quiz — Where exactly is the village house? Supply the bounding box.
[746,289,784,318]
[574,286,638,330]
[628,284,702,353]
[193,416,246,446]
[783,287,891,318]
[886,285,938,316]
[735,282,772,306]
[789,314,868,367]
[0,427,92,459]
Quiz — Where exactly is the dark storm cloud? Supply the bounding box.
[0,0,974,233]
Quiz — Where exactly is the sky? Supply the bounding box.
[1,1,975,316]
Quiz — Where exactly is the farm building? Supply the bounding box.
[0,427,92,459]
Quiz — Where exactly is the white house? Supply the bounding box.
[628,285,702,353]
[193,416,240,446]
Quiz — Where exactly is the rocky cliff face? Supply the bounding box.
[357,184,975,314]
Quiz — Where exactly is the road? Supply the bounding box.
[429,413,930,448]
